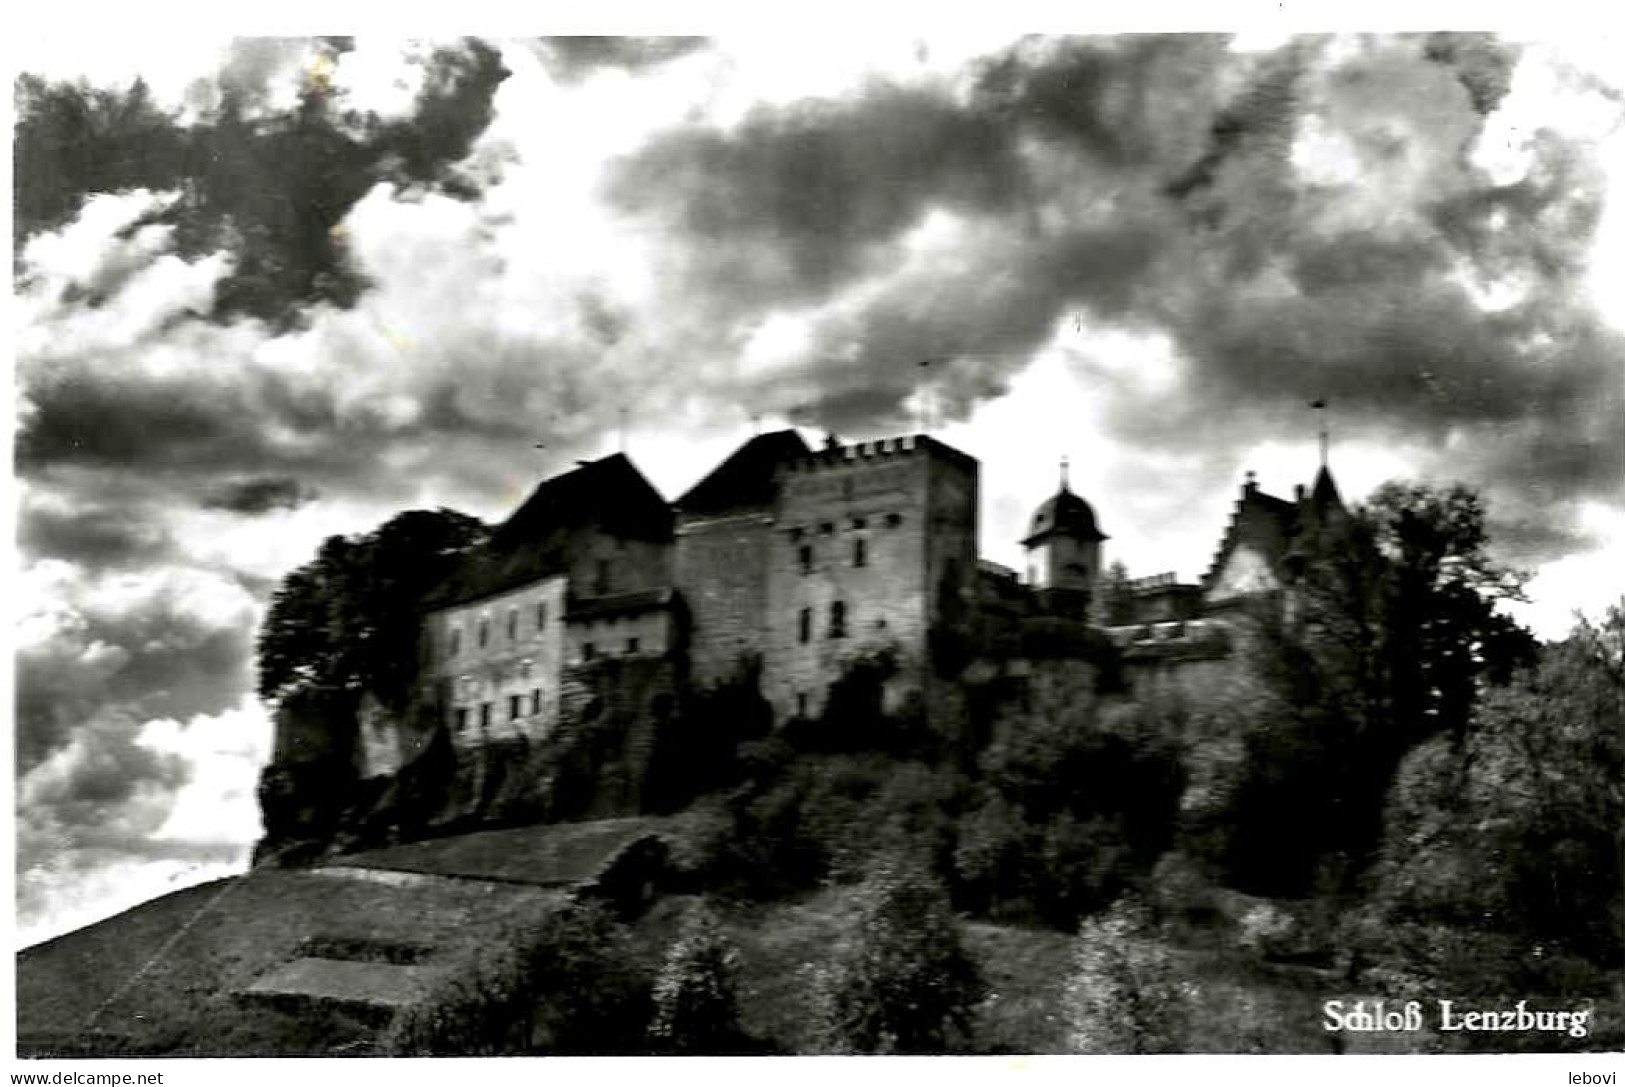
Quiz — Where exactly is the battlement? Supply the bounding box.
[783,434,976,474]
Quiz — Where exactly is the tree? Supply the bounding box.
[815,860,985,1054]
[1213,480,1538,895]
[1062,898,1194,1054]
[953,665,1183,926]
[1370,602,1624,968]
[256,507,486,707]
[647,901,745,1054]
[521,900,652,1054]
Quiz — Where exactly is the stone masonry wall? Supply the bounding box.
[673,510,775,689]
[426,575,569,752]
[762,437,977,725]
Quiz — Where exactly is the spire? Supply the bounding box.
[1310,398,1329,470]
[1059,454,1071,493]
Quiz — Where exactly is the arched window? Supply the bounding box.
[449,627,462,657]
[798,607,812,644]
[507,608,518,641]
[829,600,847,639]
[799,545,813,574]
[853,538,867,567]
[536,600,548,630]
[477,616,489,648]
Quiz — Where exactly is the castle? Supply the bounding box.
[343,428,1347,783]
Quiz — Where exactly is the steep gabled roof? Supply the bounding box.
[427,454,671,610]
[674,429,811,516]
[1200,482,1298,594]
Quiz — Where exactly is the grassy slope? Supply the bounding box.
[17,868,562,1056]
[627,886,1340,1054]
[341,816,668,885]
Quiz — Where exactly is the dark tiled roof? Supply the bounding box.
[566,587,676,623]
[1023,485,1107,546]
[674,430,810,516]
[426,455,672,610]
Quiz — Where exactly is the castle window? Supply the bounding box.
[479,703,492,731]
[531,688,542,715]
[449,627,462,657]
[799,545,813,574]
[583,642,596,662]
[478,617,489,649]
[885,513,903,528]
[853,538,867,567]
[509,694,522,720]
[507,608,518,641]
[595,559,611,595]
[830,600,847,638]
[798,607,812,644]
[820,522,834,535]
[626,636,640,655]
[455,707,469,733]
[536,600,548,630]
[851,516,867,529]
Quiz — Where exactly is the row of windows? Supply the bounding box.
[798,601,847,643]
[788,512,903,541]
[453,687,545,732]
[799,538,866,573]
[448,600,553,658]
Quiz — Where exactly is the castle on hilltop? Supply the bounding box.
[348,429,1346,782]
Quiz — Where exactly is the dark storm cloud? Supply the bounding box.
[200,476,318,514]
[19,501,176,569]
[19,709,190,825]
[1423,32,1520,116]
[17,590,255,772]
[15,37,510,330]
[607,33,1622,557]
[535,37,710,83]
[608,81,1030,304]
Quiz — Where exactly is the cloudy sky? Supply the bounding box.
[11,30,1624,946]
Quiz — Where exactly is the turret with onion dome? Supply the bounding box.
[1022,458,1107,618]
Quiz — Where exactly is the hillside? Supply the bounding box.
[12,814,1464,1058]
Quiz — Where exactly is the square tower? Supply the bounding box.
[762,435,978,727]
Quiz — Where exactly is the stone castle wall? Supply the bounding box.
[673,509,776,688]
[428,575,569,752]
[761,437,977,723]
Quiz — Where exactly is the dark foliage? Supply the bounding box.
[1211,481,1539,897]
[645,655,774,813]
[256,507,487,707]
[813,860,985,1054]
[647,901,747,1054]
[953,669,1184,929]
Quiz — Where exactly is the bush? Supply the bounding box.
[813,860,985,1054]
[1062,898,1195,1054]
[521,900,652,1054]
[647,902,745,1054]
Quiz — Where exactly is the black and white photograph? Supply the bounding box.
[9,21,1624,1069]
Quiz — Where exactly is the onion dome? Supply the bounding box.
[1023,459,1107,546]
